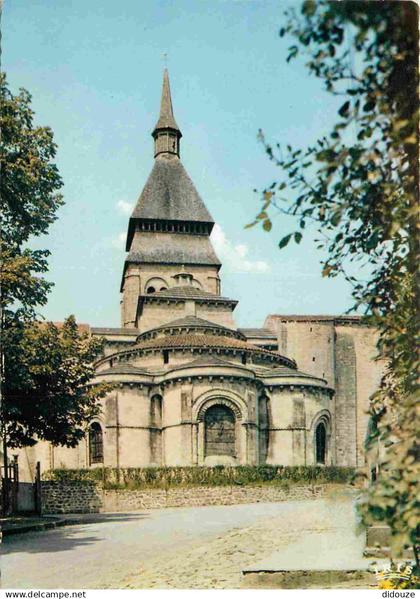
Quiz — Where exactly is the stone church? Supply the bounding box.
[20,70,385,479]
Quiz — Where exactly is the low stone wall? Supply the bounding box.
[42,480,102,514]
[42,480,352,514]
[101,484,332,512]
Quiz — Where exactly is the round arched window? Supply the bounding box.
[315,422,327,464]
[89,423,103,464]
[147,286,156,294]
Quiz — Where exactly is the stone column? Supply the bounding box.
[180,385,193,465]
[198,421,205,464]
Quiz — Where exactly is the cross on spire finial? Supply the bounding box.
[163,52,168,67]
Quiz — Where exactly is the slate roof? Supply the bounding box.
[270,314,362,322]
[126,231,221,267]
[141,286,236,305]
[126,157,214,251]
[153,69,181,133]
[253,364,322,379]
[131,156,213,222]
[238,328,277,339]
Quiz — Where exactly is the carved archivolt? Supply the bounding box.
[197,397,242,421]
[309,409,332,432]
[194,388,246,421]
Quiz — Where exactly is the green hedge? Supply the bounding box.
[43,465,356,490]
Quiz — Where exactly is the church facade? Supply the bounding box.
[20,71,385,479]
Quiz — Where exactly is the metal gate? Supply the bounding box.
[1,459,41,516]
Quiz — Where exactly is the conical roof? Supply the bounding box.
[153,69,181,133]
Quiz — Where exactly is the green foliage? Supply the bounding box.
[3,316,110,448]
[43,465,356,490]
[376,561,420,590]
[1,75,109,448]
[249,1,419,563]
[0,73,64,318]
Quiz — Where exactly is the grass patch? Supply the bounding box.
[43,465,356,490]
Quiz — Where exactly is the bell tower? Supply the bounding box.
[120,70,222,329]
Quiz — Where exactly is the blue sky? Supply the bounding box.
[3,0,355,327]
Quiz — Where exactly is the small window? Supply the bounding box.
[315,422,327,464]
[147,286,156,294]
[89,423,103,464]
[241,353,247,365]
[160,287,167,291]
[312,356,316,362]
[163,350,169,364]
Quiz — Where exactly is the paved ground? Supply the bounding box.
[1,489,363,589]
[1,517,58,533]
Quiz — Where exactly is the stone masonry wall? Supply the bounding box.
[264,316,385,468]
[41,480,343,513]
[335,332,358,466]
[42,481,102,514]
[101,484,332,512]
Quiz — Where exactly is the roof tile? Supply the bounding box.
[130,333,295,367]
[144,315,242,337]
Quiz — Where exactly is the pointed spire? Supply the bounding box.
[152,69,182,158]
[153,69,181,133]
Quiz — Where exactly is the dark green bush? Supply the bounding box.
[43,465,356,490]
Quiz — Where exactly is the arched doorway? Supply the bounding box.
[204,404,236,458]
[315,422,327,464]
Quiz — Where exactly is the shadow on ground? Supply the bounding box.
[0,512,149,556]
